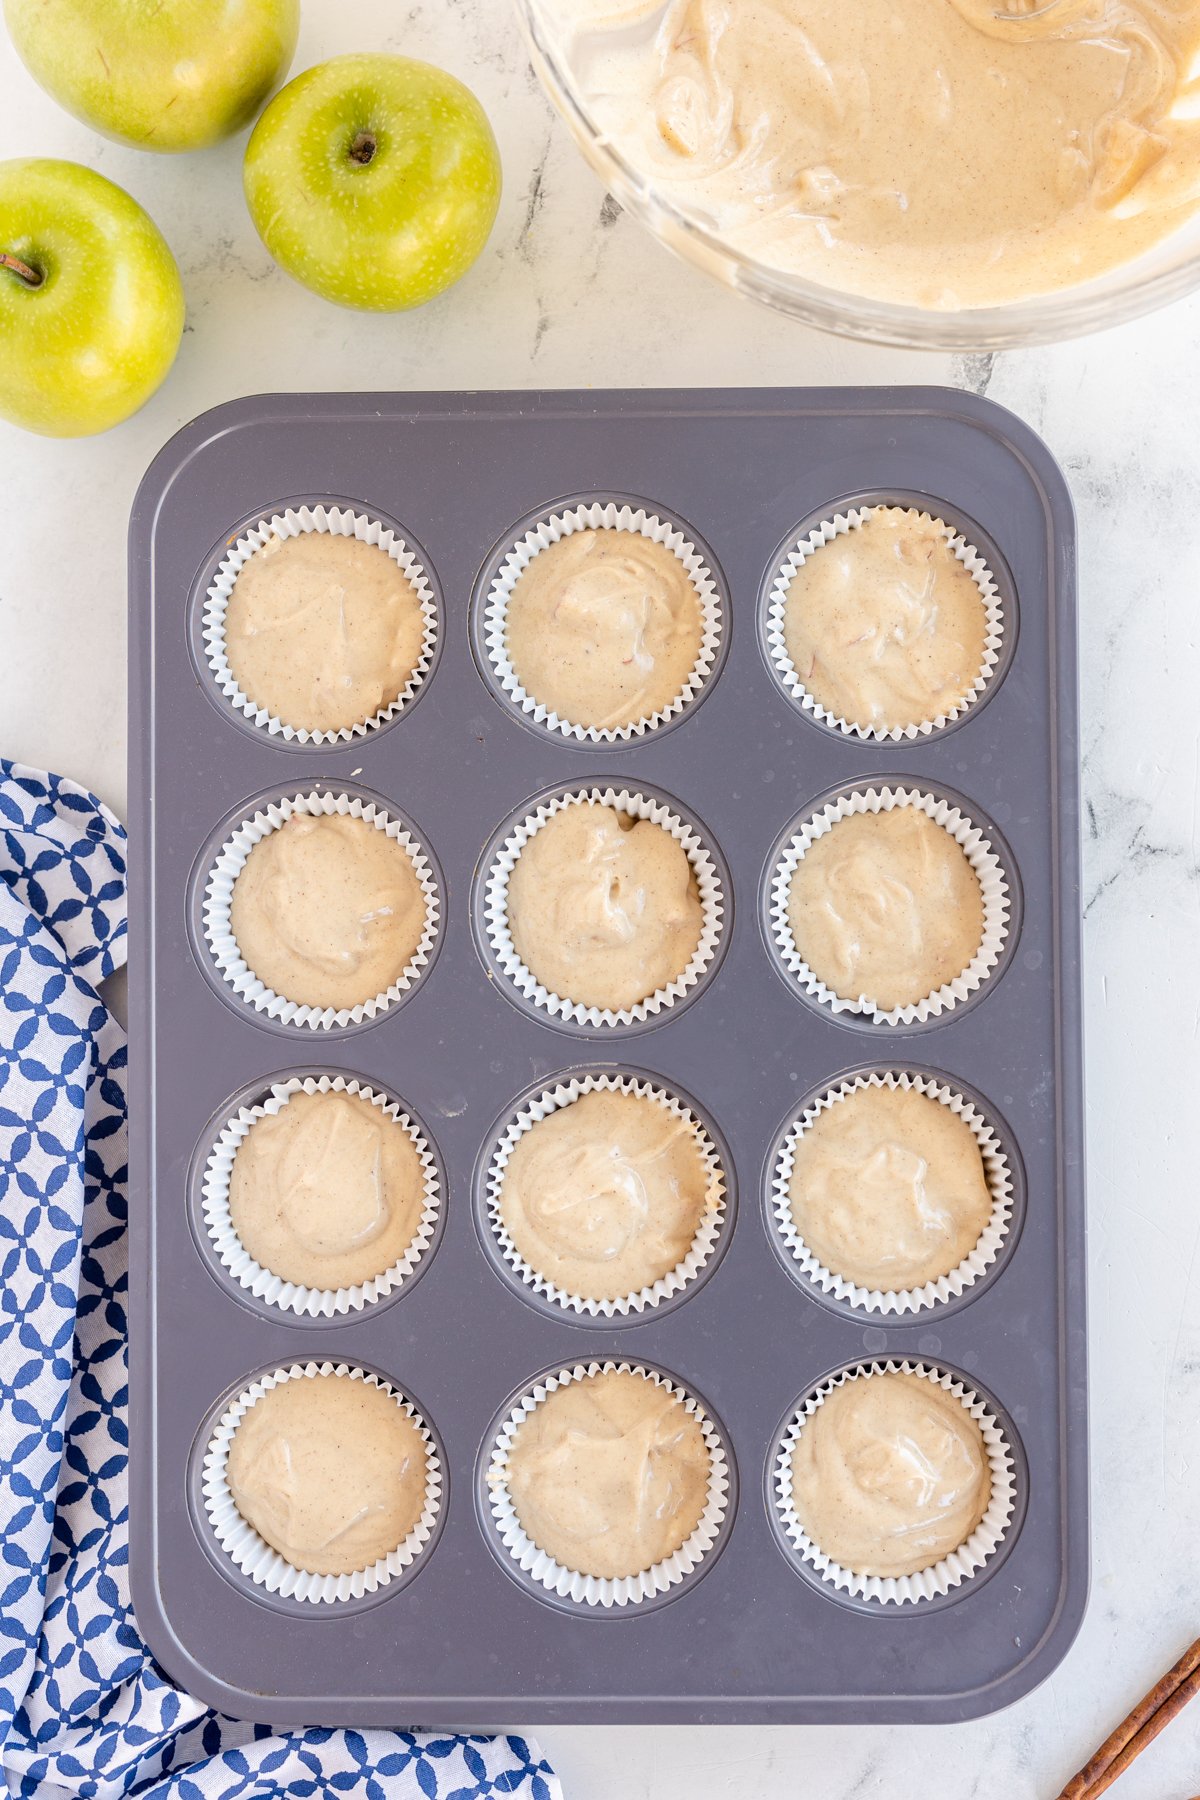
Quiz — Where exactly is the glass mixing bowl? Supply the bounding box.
[516,0,1200,350]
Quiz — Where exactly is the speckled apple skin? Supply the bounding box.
[243,53,503,312]
[0,159,185,437]
[3,0,300,153]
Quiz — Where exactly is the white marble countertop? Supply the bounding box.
[3,5,1199,1796]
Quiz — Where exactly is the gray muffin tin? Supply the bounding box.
[128,387,1086,1725]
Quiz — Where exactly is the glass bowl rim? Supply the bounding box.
[515,0,1200,351]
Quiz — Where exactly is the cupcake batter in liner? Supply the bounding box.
[485,1360,731,1608]
[201,1074,441,1319]
[202,504,439,745]
[481,498,723,742]
[482,785,726,1029]
[772,1359,1016,1606]
[767,784,1011,1026]
[201,1361,443,1605]
[484,1071,728,1317]
[770,1070,1014,1315]
[201,789,440,1031]
[764,505,1004,741]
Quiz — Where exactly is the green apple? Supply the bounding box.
[3,0,299,153]
[0,160,185,437]
[243,53,502,311]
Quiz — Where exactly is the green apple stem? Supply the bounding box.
[0,251,44,288]
[348,130,377,166]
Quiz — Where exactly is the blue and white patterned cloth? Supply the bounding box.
[0,762,561,1800]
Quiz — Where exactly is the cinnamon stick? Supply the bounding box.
[1056,1635,1200,1800]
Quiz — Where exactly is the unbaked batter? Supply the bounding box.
[224,531,426,734]
[537,0,1200,309]
[782,510,990,733]
[507,801,704,1010]
[503,1369,710,1578]
[504,528,704,730]
[499,1088,716,1299]
[230,811,427,1012]
[789,1370,991,1577]
[786,807,984,1010]
[788,1084,993,1290]
[226,1373,428,1577]
[228,1089,426,1291]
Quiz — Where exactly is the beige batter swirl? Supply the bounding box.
[790,1371,991,1578]
[507,801,704,1011]
[786,807,985,1011]
[782,510,990,734]
[226,1374,429,1577]
[789,1084,993,1290]
[503,1369,711,1578]
[539,0,1200,309]
[498,1088,716,1300]
[224,532,426,735]
[228,1089,427,1292]
[504,529,705,731]
[229,812,427,1012]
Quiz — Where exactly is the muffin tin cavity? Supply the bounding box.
[759,490,1016,743]
[130,390,1084,1726]
[191,1070,445,1321]
[192,783,443,1034]
[767,1359,1024,1613]
[192,1360,446,1612]
[478,1359,736,1615]
[763,779,1021,1031]
[765,1066,1024,1319]
[475,1067,735,1323]
[471,493,728,745]
[194,500,442,749]
[471,493,734,745]
[474,779,730,1035]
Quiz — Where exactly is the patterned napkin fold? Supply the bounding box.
[0,761,560,1800]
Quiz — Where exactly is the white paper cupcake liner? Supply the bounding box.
[773,1359,1016,1606]
[201,504,439,745]
[768,785,1011,1026]
[486,1360,730,1608]
[201,789,440,1031]
[202,1361,443,1605]
[485,1072,727,1317]
[765,507,1004,741]
[482,500,723,742]
[483,786,725,1029]
[201,1075,441,1318]
[771,1070,1014,1315]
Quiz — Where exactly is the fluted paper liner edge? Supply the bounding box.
[202,504,438,744]
[201,789,440,1031]
[486,1360,729,1608]
[773,1359,1016,1605]
[202,1361,442,1605]
[771,1070,1013,1315]
[201,1075,441,1317]
[768,785,1010,1026]
[485,1072,727,1316]
[764,506,1004,741]
[484,786,725,1029]
[482,500,723,742]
